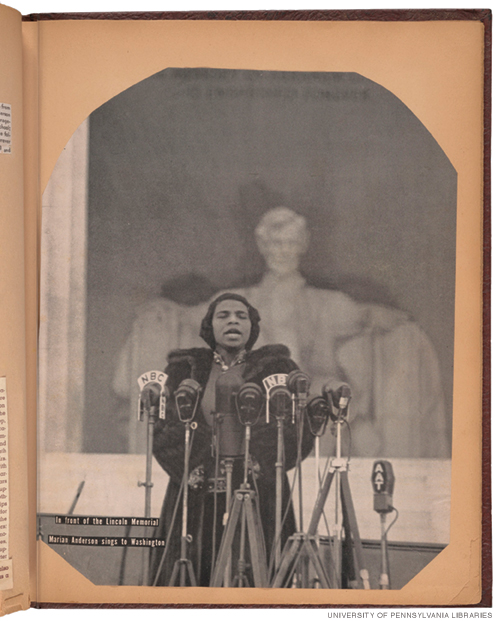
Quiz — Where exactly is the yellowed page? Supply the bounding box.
[26,16,484,607]
[22,7,39,612]
[0,2,30,615]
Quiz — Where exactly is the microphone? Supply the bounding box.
[140,382,161,408]
[215,371,245,456]
[174,378,202,423]
[287,370,310,423]
[269,384,292,422]
[371,460,395,513]
[137,370,169,421]
[306,395,331,437]
[322,381,352,421]
[287,370,311,400]
[235,383,264,427]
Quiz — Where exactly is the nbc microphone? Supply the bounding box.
[140,382,161,410]
[137,370,169,421]
[136,369,169,551]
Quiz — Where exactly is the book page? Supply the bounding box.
[27,14,486,608]
[0,2,31,616]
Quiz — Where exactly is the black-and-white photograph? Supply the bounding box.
[38,66,455,591]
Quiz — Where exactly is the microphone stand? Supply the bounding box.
[210,415,236,588]
[168,378,202,587]
[274,406,285,572]
[142,402,155,519]
[223,456,234,587]
[137,371,168,586]
[308,399,329,588]
[306,388,370,590]
[210,383,268,588]
[332,404,344,588]
[237,423,252,587]
[371,460,396,590]
[169,420,198,586]
[211,422,268,587]
[379,513,390,590]
[271,384,332,589]
[294,390,308,587]
[210,370,246,586]
[266,384,291,577]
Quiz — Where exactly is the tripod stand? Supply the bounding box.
[210,398,268,587]
[271,391,332,589]
[307,452,369,589]
[272,388,370,589]
[319,384,369,589]
[210,482,268,587]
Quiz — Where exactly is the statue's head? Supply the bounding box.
[255,207,310,277]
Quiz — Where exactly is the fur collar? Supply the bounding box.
[166,344,293,391]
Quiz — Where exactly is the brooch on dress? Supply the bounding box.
[212,350,246,372]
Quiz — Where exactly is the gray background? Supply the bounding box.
[85,68,456,453]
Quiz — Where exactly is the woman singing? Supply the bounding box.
[150,292,313,587]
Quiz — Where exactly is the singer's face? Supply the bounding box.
[212,300,252,351]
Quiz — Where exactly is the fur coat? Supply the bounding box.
[149,344,313,586]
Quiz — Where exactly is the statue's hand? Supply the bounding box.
[367,304,411,334]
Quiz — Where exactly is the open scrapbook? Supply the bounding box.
[0,5,490,614]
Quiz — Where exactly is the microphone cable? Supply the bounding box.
[384,507,399,537]
[382,507,399,589]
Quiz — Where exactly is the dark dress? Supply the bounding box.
[149,344,314,586]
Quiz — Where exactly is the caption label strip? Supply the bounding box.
[47,515,162,548]
[0,105,11,154]
[0,378,12,589]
